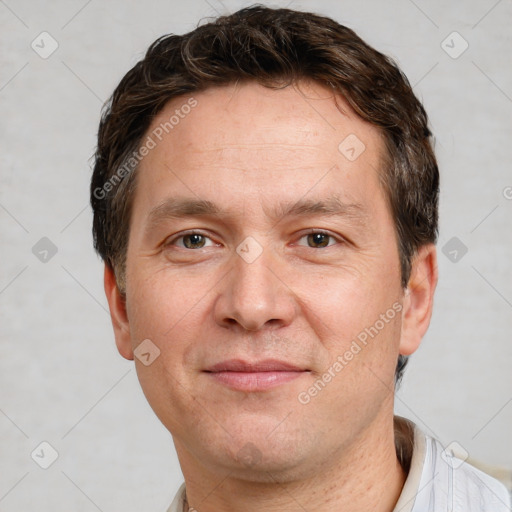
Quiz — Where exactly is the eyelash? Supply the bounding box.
[299,229,342,246]
[165,229,343,249]
[166,230,218,249]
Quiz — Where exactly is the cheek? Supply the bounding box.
[125,268,212,398]
[125,266,204,342]
[294,260,400,338]
[291,251,403,389]
[126,273,205,430]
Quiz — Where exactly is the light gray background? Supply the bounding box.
[1,0,511,510]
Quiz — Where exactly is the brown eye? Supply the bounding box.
[182,234,205,249]
[306,233,331,248]
[169,232,215,249]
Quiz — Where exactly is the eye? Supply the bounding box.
[166,231,216,250]
[297,231,340,248]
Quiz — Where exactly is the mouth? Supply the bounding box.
[204,359,309,391]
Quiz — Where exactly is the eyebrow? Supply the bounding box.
[268,196,367,224]
[145,196,368,233]
[145,199,222,234]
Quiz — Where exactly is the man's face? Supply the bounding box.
[117,81,411,480]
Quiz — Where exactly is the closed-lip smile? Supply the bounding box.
[204,359,308,391]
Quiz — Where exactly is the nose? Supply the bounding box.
[213,241,297,332]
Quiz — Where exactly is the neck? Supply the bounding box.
[175,414,407,512]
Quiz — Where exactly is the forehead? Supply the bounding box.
[132,80,389,226]
[144,80,385,172]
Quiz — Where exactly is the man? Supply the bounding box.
[90,6,511,511]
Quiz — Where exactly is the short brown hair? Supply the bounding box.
[91,5,439,383]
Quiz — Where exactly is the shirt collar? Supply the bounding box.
[392,416,427,512]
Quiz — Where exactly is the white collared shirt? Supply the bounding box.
[394,421,510,511]
[167,420,511,511]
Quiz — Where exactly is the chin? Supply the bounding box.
[200,430,319,482]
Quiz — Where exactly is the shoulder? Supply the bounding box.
[393,417,511,512]
[427,435,511,511]
[426,436,510,512]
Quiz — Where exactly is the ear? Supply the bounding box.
[104,264,134,360]
[399,244,438,356]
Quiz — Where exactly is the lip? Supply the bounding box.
[206,359,304,373]
[204,359,308,391]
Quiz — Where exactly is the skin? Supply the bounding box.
[104,80,438,511]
